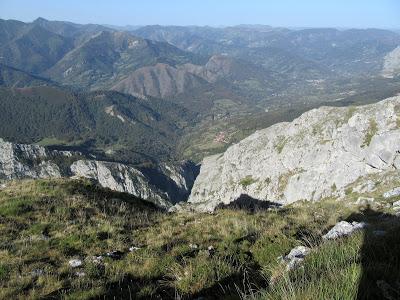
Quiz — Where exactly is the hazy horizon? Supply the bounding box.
[1,16,400,32]
[1,0,399,29]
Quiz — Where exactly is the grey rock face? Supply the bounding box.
[0,138,197,208]
[188,96,400,211]
[382,46,400,78]
[322,221,366,240]
[0,138,68,180]
[70,160,173,208]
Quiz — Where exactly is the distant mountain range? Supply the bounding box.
[0,17,400,163]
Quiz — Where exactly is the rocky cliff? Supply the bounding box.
[0,138,197,208]
[188,95,400,211]
[382,46,400,78]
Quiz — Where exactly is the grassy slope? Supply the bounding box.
[1,176,400,299]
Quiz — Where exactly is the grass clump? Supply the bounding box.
[362,118,378,147]
[274,136,287,154]
[240,176,257,187]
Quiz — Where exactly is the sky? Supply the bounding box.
[0,0,399,29]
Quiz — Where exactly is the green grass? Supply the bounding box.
[274,136,288,154]
[362,118,378,147]
[240,176,257,187]
[0,178,399,299]
[256,209,400,300]
[36,137,67,146]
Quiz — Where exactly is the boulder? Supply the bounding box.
[323,221,366,240]
[68,259,83,268]
[189,243,199,250]
[356,197,375,206]
[280,245,311,270]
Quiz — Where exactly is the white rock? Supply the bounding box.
[383,187,400,199]
[392,200,400,207]
[129,246,141,252]
[0,139,197,209]
[281,245,311,271]
[0,138,64,180]
[323,221,366,240]
[88,256,103,264]
[75,271,86,277]
[30,269,44,277]
[356,197,375,206]
[382,46,400,78]
[353,180,376,194]
[68,259,83,268]
[286,257,304,271]
[285,246,310,260]
[70,160,197,209]
[188,96,400,211]
[189,243,198,249]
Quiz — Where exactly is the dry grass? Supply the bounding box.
[0,178,399,299]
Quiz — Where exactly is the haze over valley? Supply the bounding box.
[1,1,400,299]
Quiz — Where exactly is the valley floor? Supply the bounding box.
[0,179,400,299]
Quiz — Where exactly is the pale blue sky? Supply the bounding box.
[0,0,399,28]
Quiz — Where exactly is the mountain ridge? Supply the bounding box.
[186,94,400,211]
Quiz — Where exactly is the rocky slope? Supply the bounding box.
[382,46,400,78]
[111,54,274,99]
[0,138,197,208]
[188,95,400,211]
[111,63,207,99]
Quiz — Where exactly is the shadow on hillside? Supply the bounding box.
[139,162,200,204]
[345,206,400,299]
[89,274,176,300]
[93,271,259,300]
[216,194,282,213]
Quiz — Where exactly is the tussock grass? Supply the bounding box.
[0,178,399,299]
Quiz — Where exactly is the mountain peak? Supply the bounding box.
[33,17,49,24]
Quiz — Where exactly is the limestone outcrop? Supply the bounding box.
[0,138,197,208]
[188,95,400,211]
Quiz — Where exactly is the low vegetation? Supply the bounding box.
[0,179,399,299]
[362,118,378,147]
[239,176,257,187]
